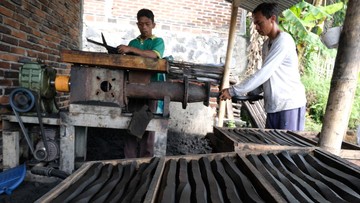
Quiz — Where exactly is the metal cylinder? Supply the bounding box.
[55,75,70,92]
[126,81,209,103]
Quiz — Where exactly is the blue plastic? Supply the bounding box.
[0,164,26,195]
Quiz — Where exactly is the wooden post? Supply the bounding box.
[2,130,20,169]
[319,0,360,155]
[217,1,239,127]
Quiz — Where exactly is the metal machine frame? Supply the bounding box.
[2,50,214,173]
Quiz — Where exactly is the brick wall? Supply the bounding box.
[83,0,244,36]
[0,0,82,109]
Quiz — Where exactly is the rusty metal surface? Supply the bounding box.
[69,66,213,110]
[127,105,154,138]
[40,149,360,203]
[128,71,152,83]
[126,81,209,104]
[70,66,125,107]
[225,0,302,12]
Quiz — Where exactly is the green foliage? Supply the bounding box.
[349,74,360,129]
[305,114,322,131]
[301,69,360,130]
[301,70,330,124]
[279,1,343,70]
[225,120,236,128]
[332,0,348,27]
[278,1,360,130]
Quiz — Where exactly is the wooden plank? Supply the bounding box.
[226,99,234,120]
[61,50,169,73]
[2,130,20,169]
[2,114,60,125]
[209,127,239,152]
[60,124,75,174]
[62,106,169,134]
[235,143,316,153]
[243,100,266,129]
[69,104,122,115]
[339,149,360,160]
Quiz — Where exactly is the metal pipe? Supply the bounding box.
[126,81,210,103]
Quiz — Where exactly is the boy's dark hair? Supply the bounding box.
[253,3,279,19]
[137,9,155,22]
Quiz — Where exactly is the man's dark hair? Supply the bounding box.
[137,9,155,22]
[253,3,279,19]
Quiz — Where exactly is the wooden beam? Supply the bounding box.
[60,50,169,73]
[235,143,316,152]
[217,1,239,127]
[232,0,242,7]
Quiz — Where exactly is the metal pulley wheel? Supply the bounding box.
[9,88,50,161]
[9,88,35,112]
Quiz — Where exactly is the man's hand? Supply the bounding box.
[117,45,132,54]
[219,88,232,101]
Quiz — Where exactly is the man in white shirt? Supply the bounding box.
[219,2,306,131]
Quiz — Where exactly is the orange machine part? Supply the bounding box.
[55,75,70,92]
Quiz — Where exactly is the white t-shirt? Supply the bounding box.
[229,32,306,113]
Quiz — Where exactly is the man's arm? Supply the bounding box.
[229,33,290,97]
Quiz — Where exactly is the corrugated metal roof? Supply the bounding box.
[225,0,303,13]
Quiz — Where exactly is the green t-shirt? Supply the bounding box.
[128,35,166,113]
[128,35,165,58]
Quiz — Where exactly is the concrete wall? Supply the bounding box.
[82,0,248,135]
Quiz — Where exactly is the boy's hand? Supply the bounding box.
[117,45,132,54]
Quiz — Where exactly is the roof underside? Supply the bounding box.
[226,0,303,12]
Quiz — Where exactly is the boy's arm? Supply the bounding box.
[117,45,158,59]
[117,38,165,59]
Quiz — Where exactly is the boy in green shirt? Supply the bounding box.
[117,9,165,158]
[117,9,164,59]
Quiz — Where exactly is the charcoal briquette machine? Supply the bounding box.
[2,50,215,173]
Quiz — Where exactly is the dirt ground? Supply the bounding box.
[0,129,213,203]
[0,181,61,203]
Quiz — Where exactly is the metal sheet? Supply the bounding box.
[226,0,304,12]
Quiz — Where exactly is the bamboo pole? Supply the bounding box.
[319,0,360,155]
[217,1,239,127]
